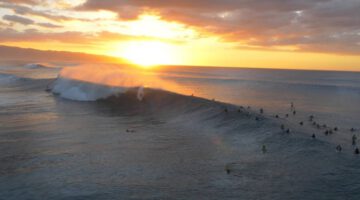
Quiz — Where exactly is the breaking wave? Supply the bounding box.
[49,64,193,101]
[48,75,268,134]
[50,77,130,101]
[24,63,54,69]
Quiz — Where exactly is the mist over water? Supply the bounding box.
[1,62,360,200]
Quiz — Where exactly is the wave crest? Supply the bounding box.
[50,77,133,101]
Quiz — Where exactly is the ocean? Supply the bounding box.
[1,62,360,199]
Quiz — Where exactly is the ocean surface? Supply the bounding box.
[1,62,360,200]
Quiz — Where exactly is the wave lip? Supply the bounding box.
[24,63,58,69]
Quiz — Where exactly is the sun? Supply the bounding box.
[120,41,176,68]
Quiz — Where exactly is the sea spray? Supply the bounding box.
[50,64,192,101]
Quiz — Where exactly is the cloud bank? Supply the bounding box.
[0,0,359,54]
[78,0,360,54]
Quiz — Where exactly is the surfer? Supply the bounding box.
[262,145,267,153]
[324,130,329,135]
[316,124,321,129]
[336,145,342,152]
[309,115,314,121]
[354,147,360,155]
[225,164,232,174]
[311,134,316,139]
[352,134,357,145]
[224,108,228,113]
[299,121,304,126]
[334,127,338,131]
[260,108,264,114]
[286,129,291,134]
[293,110,296,115]
[275,114,279,118]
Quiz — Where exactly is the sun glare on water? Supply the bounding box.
[120,41,176,68]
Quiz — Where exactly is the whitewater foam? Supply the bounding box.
[24,63,56,69]
[51,78,129,101]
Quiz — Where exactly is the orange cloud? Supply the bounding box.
[77,0,360,54]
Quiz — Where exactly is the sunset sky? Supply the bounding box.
[0,0,360,71]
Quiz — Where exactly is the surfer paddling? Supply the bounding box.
[262,145,267,153]
[336,145,342,152]
[355,147,360,155]
[352,134,357,145]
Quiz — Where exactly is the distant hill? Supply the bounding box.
[0,45,125,64]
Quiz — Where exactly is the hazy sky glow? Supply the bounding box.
[0,0,360,70]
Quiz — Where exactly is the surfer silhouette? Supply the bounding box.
[354,147,360,155]
[352,134,357,145]
[336,145,342,152]
[281,124,285,130]
[225,164,232,174]
[262,145,267,153]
